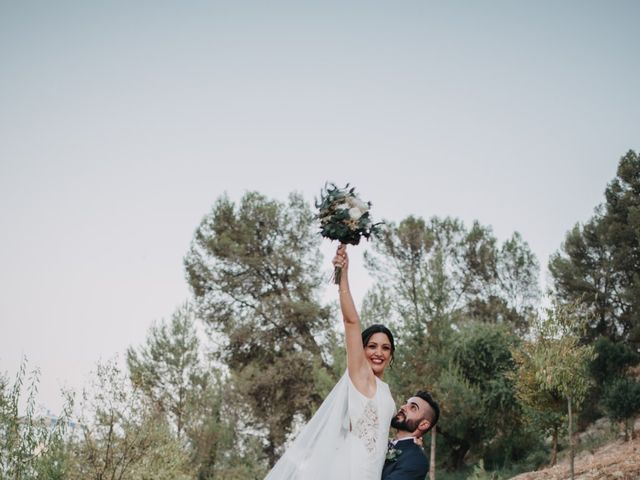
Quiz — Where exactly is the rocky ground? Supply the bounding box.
[510,421,640,480]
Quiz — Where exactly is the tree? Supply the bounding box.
[362,215,539,472]
[550,150,640,345]
[511,344,566,467]
[67,359,193,480]
[512,300,595,474]
[183,372,226,480]
[588,336,640,441]
[127,302,230,478]
[590,336,639,387]
[602,376,640,441]
[575,336,640,424]
[435,322,520,470]
[184,192,336,466]
[0,358,73,480]
[127,303,208,440]
[365,216,540,339]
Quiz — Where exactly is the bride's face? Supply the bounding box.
[364,332,393,376]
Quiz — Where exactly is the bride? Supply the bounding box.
[265,245,396,479]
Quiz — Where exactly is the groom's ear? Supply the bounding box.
[418,419,431,433]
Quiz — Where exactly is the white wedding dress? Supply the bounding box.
[265,371,396,480]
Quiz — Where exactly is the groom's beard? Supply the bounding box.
[391,411,420,432]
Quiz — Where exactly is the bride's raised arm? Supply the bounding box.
[333,244,377,398]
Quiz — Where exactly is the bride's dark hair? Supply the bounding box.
[361,324,395,361]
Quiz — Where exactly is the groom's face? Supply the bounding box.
[390,396,431,433]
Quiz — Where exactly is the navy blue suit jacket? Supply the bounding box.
[381,439,428,480]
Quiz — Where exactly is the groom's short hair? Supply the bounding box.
[415,391,440,433]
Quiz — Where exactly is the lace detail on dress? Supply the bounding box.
[352,400,380,454]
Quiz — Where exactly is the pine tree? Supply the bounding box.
[550,150,640,345]
[127,303,207,439]
[184,192,336,466]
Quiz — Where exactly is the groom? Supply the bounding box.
[381,391,440,480]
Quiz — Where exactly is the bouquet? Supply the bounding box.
[316,183,381,283]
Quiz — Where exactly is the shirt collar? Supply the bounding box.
[392,436,415,445]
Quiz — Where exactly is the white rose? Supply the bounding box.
[336,202,350,211]
[349,207,364,220]
[347,196,369,212]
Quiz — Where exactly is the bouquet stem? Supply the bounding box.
[334,266,342,285]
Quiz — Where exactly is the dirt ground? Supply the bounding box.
[510,435,640,480]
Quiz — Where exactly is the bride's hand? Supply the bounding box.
[332,244,349,273]
[413,436,424,447]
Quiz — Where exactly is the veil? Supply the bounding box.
[265,372,352,479]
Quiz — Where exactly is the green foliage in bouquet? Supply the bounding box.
[315,183,381,246]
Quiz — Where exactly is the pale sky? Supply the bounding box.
[1,1,638,413]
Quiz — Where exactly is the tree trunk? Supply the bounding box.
[550,426,558,466]
[449,441,470,470]
[625,419,630,442]
[429,428,436,480]
[568,396,574,480]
